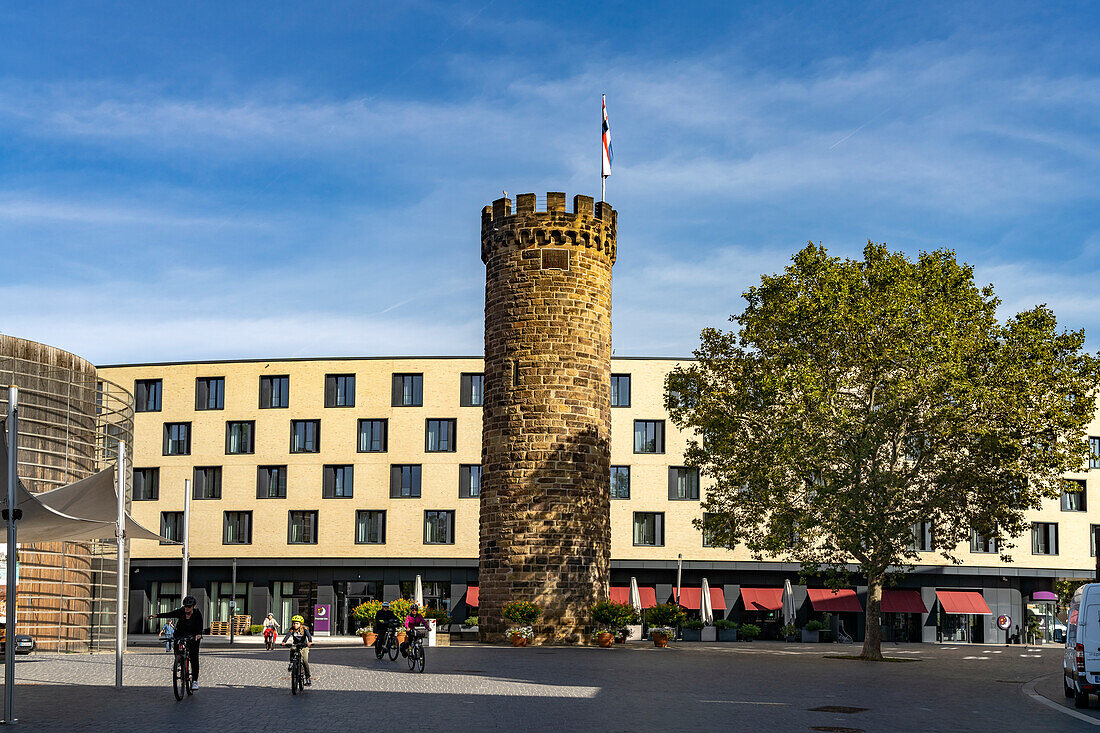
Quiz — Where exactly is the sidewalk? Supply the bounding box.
[128,634,366,648]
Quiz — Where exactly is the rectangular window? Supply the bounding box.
[611,374,631,407]
[460,373,484,407]
[1032,522,1058,555]
[135,379,162,412]
[257,466,288,499]
[633,420,665,454]
[357,419,388,452]
[392,373,423,407]
[702,512,728,547]
[668,466,700,500]
[134,468,159,500]
[1092,524,1100,557]
[160,511,183,545]
[390,465,422,498]
[325,374,355,408]
[356,510,386,545]
[223,511,252,545]
[259,375,290,409]
[290,420,320,453]
[909,521,933,551]
[288,511,318,545]
[225,421,255,455]
[1062,479,1087,512]
[610,466,630,499]
[162,422,191,456]
[970,529,999,554]
[459,465,481,498]
[633,512,664,546]
[195,377,225,411]
[1091,437,1100,469]
[323,465,354,498]
[192,466,222,499]
[426,419,457,452]
[424,510,455,545]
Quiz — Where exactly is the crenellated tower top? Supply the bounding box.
[480,192,617,265]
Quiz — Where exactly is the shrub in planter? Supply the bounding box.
[590,600,637,640]
[356,627,376,645]
[462,615,479,628]
[502,600,542,626]
[248,624,263,636]
[739,623,761,641]
[352,600,382,628]
[390,598,413,620]
[645,603,687,629]
[681,618,705,641]
[780,623,799,641]
[648,626,675,647]
[506,626,534,646]
[715,619,738,641]
[423,607,450,628]
[804,620,826,632]
[802,619,825,643]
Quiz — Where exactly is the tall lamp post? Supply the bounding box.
[3,387,19,724]
[182,479,191,597]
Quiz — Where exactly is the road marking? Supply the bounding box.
[963,656,990,660]
[1021,674,1100,726]
[699,700,788,705]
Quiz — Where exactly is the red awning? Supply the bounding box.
[936,590,991,615]
[466,586,479,607]
[610,587,631,605]
[807,588,863,613]
[673,587,727,611]
[740,587,784,611]
[881,589,927,614]
[608,586,657,608]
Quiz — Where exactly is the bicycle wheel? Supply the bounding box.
[172,656,185,701]
[387,638,399,661]
[407,643,417,670]
[184,657,193,697]
[415,644,425,673]
[291,657,300,695]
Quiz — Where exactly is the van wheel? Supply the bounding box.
[1075,687,1090,709]
[1065,676,1074,698]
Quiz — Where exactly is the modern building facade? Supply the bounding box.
[100,355,1100,643]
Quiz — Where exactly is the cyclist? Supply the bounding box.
[281,614,312,686]
[400,603,428,658]
[149,595,204,691]
[374,601,398,656]
[159,618,175,653]
[262,613,280,648]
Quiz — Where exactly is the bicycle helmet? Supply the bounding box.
[382,601,390,609]
[291,615,305,623]
[410,603,420,612]
[182,595,197,607]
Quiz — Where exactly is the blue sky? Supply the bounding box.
[1,1,1098,364]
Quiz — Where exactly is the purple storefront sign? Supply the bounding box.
[314,604,331,634]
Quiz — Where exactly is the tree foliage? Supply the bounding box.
[667,242,1100,658]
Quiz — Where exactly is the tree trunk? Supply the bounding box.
[860,572,884,660]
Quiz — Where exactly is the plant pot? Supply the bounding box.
[785,634,799,642]
[801,630,820,643]
[717,629,737,642]
[596,632,614,648]
[681,629,702,642]
[362,633,375,646]
[396,631,407,644]
[511,636,528,647]
[651,632,669,648]
[701,626,717,642]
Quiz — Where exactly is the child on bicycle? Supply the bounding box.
[400,603,428,658]
[281,614,312,686]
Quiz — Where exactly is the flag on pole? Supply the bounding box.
[602,94,613,178]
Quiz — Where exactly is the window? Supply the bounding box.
[611,374,631,407]
[390,465,422,498]
[192,467,222,499]
[392,373,423,407]
[223,511,252,545]
[134,468,159,500]
[702,512,729,547]
[1062,479,1087,512]
[323,465,354,498]
[259,375,289,409]
[160,511,183,545]
[426,419,456,452]
[357,419,388,452]
[290,420,320,453]
[668,467,700,500]
[424,510,455,545]
[634,420,665,454]
[257,466,288,499]
[970,529,999,553]
[910,521,933,551]
[356,510,386,544]
[459,465,481,498]
[162,422,191,456]
[325,374,355,408]
[1091,437,1100,469]
[195,377,225,410]
[1092,524,1100,557]
[633,512,664,546]
[460,373,484,407]
[610,466,630,499]
[225,421,255,455]
[288,511,318,544]
[135,379,162,412]
[1032,522,1058,555]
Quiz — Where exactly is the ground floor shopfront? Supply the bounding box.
[128,557,1092,642]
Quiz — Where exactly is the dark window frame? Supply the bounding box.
[611,374,631,408]
[160,511,183,545]
[134,467,159,501]
[135,379,162,412]
[633,512,665,547]
[633,420,665,454]
[611,466,630,499]
[323,464,354,499]
[355,510,386,545]
[1091,436,1100,469]
[259,375,290,409]
[325,374,356,408]
[1062,479,1087,512]
[1031,522,1058,555]
[392,373,424,407]
[390,465,422,498]
[357,419,388,453]
[162,422,191,456]
[287,510,318,545]
[425,418,457,453]
[290,419,321,454]
[668,466,700,500]
[460,373,484,407]
[970,528,999,554]
[225,420,255,455]
[423,510,455,545]
[192,466,222,500]
[910,520,934,551]
[257,465,288,499]
[223,511,253,545]
[195,377,225,411]
[459,464,481,498]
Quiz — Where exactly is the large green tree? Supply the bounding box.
[666,243,1100,659]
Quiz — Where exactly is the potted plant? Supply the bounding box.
[681,619,705,641]
[715,619,738,642]
[355,627,374,646]
[781,623,799,642]
[802,619,825,643]
[502,600,542,645]
[462,615,479,628]
[739,623,761,642]
[645,603,686,647]
[352,600,382,645]
[590,600,637,647]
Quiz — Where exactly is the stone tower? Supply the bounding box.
[479,192,616,643]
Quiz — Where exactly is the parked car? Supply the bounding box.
[0,624,35,655]
[1064,583,1100,707]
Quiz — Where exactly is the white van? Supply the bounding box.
[1064,583,1100,708]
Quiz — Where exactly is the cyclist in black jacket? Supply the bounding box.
[150,596,204,691]
[374,602,398,656]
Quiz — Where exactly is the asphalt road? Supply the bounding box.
[0,641,1086,732]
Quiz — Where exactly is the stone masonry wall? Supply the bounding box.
[479,192,616,643]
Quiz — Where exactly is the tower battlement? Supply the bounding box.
[481,192,617,265]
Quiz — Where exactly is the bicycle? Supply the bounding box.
[405,628,426,673]
[287,641,307,695]
[375,622,400,661]
[171,636,197,701]
[264,627,277,651]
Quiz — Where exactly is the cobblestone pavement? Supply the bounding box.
[0,641,1087,732]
